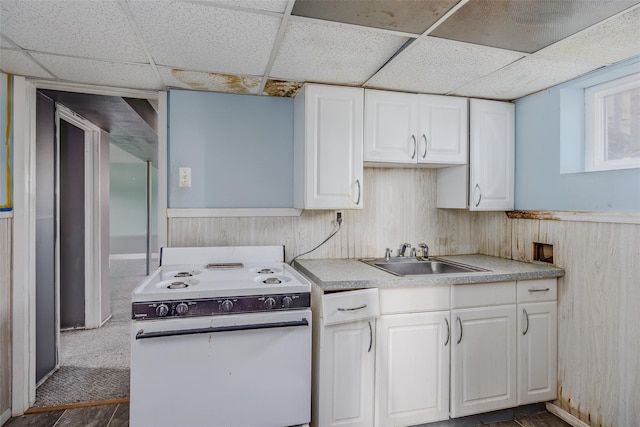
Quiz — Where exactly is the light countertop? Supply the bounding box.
[294,254,564,291]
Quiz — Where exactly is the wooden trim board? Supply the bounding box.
[24,398,130,414]
[546,402,592,427]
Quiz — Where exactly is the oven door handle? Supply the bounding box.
[135,318,309,340]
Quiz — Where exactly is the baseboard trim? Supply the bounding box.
[546,402,591,427]
[24,398,130,414]
[1,408,11,425]
[109,253,159,260]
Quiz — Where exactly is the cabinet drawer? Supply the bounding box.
[517,279,557,303]
[322,288,380,326]
[451,281,516,309]
[379,286,450,314]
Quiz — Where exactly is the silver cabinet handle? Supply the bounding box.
[473,183,482,207]
[523,308,529,335]
[411,135,417,159]
[354,179,361,205]
[456,316,463,344]
[368,321,373,353]
[337,304,367,312]
[421,134,427,159]
[444,317,450,346]
[528,288,550,293]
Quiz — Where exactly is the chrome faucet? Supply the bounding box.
[384,248,392,261]
[418,243,429,260]
[398,243,411,257]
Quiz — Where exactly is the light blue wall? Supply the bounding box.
[110,162,157,236]
[168,90,294,208]
[0,73,11,210]
[514,57,640,212]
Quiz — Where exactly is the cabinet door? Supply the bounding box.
[418,95,468,165]
[317,320,375,427]
[518,301,557,405]
[469,99,514,211]
[296,84,363,209]
[364,89,418,163]
[376,312,450,427]
[451,305,517,418]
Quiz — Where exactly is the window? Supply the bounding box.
[585,73,640,171]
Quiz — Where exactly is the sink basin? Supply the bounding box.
[361,257,486,276]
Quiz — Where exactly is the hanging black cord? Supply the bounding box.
[289,221,342,266]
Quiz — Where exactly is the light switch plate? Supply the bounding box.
[179,167,191,188]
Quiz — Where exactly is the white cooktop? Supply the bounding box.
[132,246,311,302]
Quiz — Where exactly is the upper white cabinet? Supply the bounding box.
[294,84,364,209]
[437,99,514,211]
[364,89,468,166]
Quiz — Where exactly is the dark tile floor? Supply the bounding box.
[6,406,570,427]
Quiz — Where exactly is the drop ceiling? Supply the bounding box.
[1,0,639,101]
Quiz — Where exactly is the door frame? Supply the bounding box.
[11,76,167,415]
[56,103,102,330]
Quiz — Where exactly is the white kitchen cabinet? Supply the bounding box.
[294,83,363,209]
[450,281,517,418]
[375,311,450,427]
[437,99,514,210]
[364,89,467,166]
[517,279,558,405]
[316,320,376,427]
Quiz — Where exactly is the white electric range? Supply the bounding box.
[130,246,311,427]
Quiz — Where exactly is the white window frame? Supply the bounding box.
[585,73,640,172]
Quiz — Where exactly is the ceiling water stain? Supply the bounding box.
[263,79,304,98]
[171,70,261,94]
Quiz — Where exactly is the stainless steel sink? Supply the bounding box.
[360,257,487,276]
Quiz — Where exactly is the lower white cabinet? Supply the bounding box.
[451,305,518,418]
[375,311,450,427]
[316,319,375,427]
[517,279,558,405]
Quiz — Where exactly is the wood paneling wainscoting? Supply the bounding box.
[168,168,510,261]
[508,218,640,427]
[1,215,12,424]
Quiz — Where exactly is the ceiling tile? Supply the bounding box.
[0,49,54,78]
[30,53,161,90]
[159,66,263,94]
[451,55,603,100]
[195,0,289,13]
[0,1,148,62]
[430,0,640,54]
[538,6,640,65]
[366,37,524,94]
[0,36,14,49]
[270,19,409,85]
[128,1,281,76]
[291,0,460,35]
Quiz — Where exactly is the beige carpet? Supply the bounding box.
[33,259,151,408]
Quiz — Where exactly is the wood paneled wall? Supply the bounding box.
[509,218,640,427]
[0,217,12,422]
[168,168,509,261]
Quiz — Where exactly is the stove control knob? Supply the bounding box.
[282,296,293,309]
[175,302,189,316]
[221,300,234,313]
[155,304,169,317]
[264,297,276,310]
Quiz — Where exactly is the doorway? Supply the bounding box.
[30,88,159,408]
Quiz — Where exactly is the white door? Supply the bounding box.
[316,320,375,427]
[296,84,363,209]
[364,89,418,163]
[376,312,450,427]
[469,99,514,210]
[451,305,517,417]
[418,95,468,165]
[518,301,558,405]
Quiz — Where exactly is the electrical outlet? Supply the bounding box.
[336,211,343,225]
[179,167,191,188]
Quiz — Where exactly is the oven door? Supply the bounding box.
[130,309,311,427]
